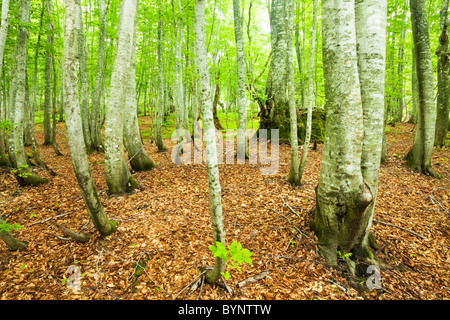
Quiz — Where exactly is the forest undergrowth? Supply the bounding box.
[0,119,449,300]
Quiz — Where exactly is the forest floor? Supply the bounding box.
[0,118,449,300]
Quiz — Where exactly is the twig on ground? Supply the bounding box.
[373,219,427,240]
[237,270,271,288]
[429,187,449,215]
[28,210,75,226]
[272,208,316,244]
[174,268,209,300]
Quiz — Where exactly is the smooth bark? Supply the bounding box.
[195,0,226,284]
[405,0,439,176]
[63,0,117,236]
[104,0,139,194]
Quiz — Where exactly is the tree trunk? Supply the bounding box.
[409,47,419,124]
[156,1,167,152]
[312,0,386,273]
[104,0,139,194]
[405,0,439,177]
[195,0,226,284]
[43,0,53,146]
[232,0,248,162]
[78,6,93,152]
[0,0,9,78]
[63,0,117,236]
[0,0,11,168]
[8,0,47,187]
[91,0,107,151]
[260,0,293,139]
[123,16,155,172]
[435,0,450,147]
[298,0,317,184]
[355,0,388,265]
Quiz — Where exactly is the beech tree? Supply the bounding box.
[104,0,139,194]
[259,0,294,138]
[312,0,387,273]
[195,0,226,284]
[63,0,117,236]
[404,0,439,177]
[8,0,47,187]
[435,0,449,148]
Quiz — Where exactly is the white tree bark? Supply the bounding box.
[78,5,93,152]
[298,0,317,184]
[104,0,138,194]
[405,0,439,177]
[232,0,248,163]
[0,0,10,78]
[313,0,380,271]
[156,1,166,152]
[63,0,116,236]
[355,0,387,262]
[91,0,106,151]
[8,0,46,187]
[123,15,155,172]
[195,0,226,284]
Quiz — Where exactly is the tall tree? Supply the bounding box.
[90,0,108,151]
[298,0,318,184]
[78,5,94,152]
[43,0,54,146]
[312,0,387,272]
[405,0,439,176]
[0,0,11,168]
[195,0,226,284]
[104,0,139,194]
[156,0,167,152]
[63,0,117,236]
[8,0,47,187]
[123,8,155,172]
[232,0,248,162]
[0,0,9,78]
[435,0,450,147]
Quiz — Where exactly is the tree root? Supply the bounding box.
[55,224,90,243]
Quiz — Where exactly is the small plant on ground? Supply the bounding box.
[209,241,253,280]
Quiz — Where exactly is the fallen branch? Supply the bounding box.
[55,223,90,243]
[237,270,271,288]
[174,268,209,300]
[372,219,427,240]
[28,210,75,226]
[429,187,449,215]
[280,195,302,219]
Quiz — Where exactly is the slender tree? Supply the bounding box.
[405,0,439,176]
[8,0,47,187]
[63,0,117,236]
[435,0,450,147]
[232,0,248,162]
[298,0,318,184]
[195,0,226,284]
[43,0,54,146]
[91,0,107,151]
[123,8,155,172]
[156,0,167,152]
[78,5,94,152]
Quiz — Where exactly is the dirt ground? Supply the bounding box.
[0,120,449,300]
